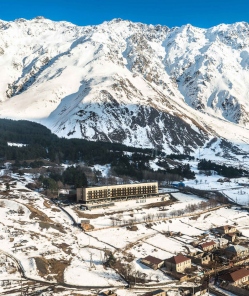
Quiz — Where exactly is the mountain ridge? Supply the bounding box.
[0,17,249,157]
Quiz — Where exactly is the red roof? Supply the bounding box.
[220,268,249,282]
[165,255,190,265]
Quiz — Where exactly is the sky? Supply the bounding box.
[0,0,248,28]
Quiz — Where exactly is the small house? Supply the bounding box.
[191,252,214,265]
[199,240,216,252]
[217,237,229,248]
[219,268,249,286]
[180,284,208,296]
[165,255,191,273]
[216,225,237,235]
[99,291,117,296]
[225,245,249,259]
[141,289,166,296]
[224,233,236,243]
[140,255,164,270]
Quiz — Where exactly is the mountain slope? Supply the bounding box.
[0,17,249,156]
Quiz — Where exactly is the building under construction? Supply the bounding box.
[76,182,158,203]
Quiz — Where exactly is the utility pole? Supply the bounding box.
[90,253,93,268]
[134,270,137,286]
[104,246,107,262]
[126,265,131,289]
[20,276,23,296]
[100,251,103,264]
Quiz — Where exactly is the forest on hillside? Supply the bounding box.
[2,119,248,191]
[0,119,152,163]
[0,119,196,189]
[198,159,248,178]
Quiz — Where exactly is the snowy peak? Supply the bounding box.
[0,18,249,155]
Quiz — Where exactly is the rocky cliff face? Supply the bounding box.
[0,17,249,155]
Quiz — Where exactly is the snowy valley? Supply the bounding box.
[1,162,249,295]
[1,16,249,296]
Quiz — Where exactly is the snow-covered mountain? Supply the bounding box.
[1,17,249,156]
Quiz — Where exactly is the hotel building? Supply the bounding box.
[76,182,158,203]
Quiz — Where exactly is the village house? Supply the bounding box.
[219,268,249,286]
[141,289,166,296]
[216,225,237,235]
[180,284,208,296]
[224,232,236,243]
[99,290,117,296]
[225,245,249,259]
[198,240,216,252]
[191,251,214,265]
[140,255,164,270]
[165,255,191,273]
[217,237,229,248]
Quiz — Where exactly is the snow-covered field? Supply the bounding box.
[0,173,127,294]
[0,168,249,295]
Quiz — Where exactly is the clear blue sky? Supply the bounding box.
[0,0,248,28]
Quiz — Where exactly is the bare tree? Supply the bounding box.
[141,273,147,283]
[110,218,116,227]
[17,206,25,215]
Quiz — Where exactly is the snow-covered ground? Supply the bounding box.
[7,142,27,147]
[1,168,249,294]
[1,18,249,157]
[0,174,127,294]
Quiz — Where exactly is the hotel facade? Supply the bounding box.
[76,182,158,203]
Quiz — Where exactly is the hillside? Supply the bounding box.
[0,18,249,156]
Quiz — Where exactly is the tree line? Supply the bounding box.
[0,119,152,164]
[0,119,197,188]
[198,159,248,178]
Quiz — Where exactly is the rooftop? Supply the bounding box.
[141,289,165,296]
[218,225,236,230]
[141,255,164,265]
[200,240,216,248]
[165,254,190,264]
[220,268,249,282]
[226,245,248,253]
